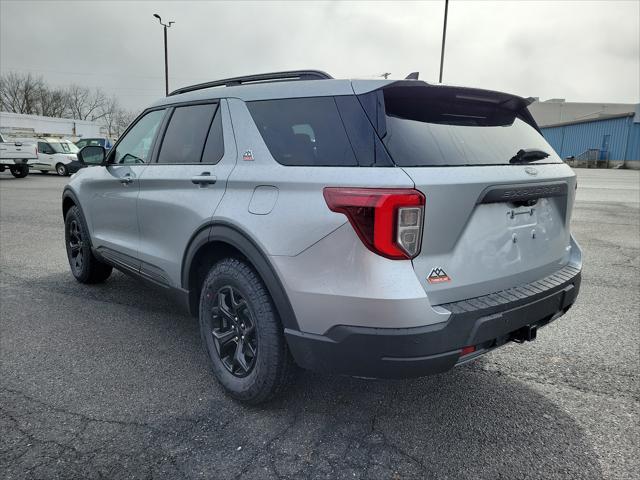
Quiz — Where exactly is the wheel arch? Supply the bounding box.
[182,222,300,331]
[62,188,94,245]
[62,188,79,219]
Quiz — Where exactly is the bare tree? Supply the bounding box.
[1,71,138,136]
[98,95,121,137]
[66,84,107,121]
[38,86,68,117]
[115,108,137,137]
[0,72,44,114]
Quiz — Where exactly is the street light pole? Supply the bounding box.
[153,14,175,96]
[438,0,449,83]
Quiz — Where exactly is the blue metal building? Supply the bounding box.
[540,105,640,168]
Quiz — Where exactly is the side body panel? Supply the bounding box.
[214,98,416,256]
[0,141,37,161]
[136,100,237,286]
[214,99,443,334]
[270,224,450,335]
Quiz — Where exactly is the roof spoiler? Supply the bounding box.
[367,81,542,132]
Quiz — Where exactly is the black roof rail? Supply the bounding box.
[168,70,333,96]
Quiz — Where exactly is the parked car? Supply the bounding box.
[62,70,582,404]
[75,137,114,150]
[0,133,36,178]
[29,138,81,176]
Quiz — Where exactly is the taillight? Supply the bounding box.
[323,187,425,260]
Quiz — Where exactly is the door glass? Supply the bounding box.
[111,110,165,164]
[157,103,217,164]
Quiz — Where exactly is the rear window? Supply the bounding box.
[359,85,562,167]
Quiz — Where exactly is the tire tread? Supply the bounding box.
[200,258,294,404]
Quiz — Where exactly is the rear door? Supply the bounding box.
[136,100,236,287]
[358,83,577,305]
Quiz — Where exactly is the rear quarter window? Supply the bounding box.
[247,97,359,167]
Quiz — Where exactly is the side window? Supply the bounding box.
[111,109,165,164]
[38,142,50,154]
[157,103,217,164]
[201,106,224,164]
[334,95,393,167]
[247,97,357,166]
[76,140,86,149]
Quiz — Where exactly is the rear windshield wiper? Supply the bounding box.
[509,148,550,164]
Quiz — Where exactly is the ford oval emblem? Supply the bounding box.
[525,167,538,176]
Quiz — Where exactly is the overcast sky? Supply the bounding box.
[1,0,638,111]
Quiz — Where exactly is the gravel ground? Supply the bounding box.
[1,168,638,480]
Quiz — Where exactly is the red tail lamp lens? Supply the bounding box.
[323,187,425,260]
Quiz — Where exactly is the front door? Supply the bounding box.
[35,142,55,171]
[87,109,166,268]
[136,100,236,287]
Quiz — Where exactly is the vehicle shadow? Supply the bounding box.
[201,366,604,480]
[4,270,604,480]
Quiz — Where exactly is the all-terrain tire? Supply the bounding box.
[64,205,112,283]
[199,258,294,404]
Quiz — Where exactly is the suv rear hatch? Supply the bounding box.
[357,82,577,305]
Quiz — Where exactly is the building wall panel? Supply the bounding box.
[541,116,637,161]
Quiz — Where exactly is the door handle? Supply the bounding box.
[191,172,217,186]
[120,174,134,185]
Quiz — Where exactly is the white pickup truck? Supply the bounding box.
[0,133,37,178]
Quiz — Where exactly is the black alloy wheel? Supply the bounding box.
[68,218,84,275]
[64,205,112,283]
[207,285,258,377]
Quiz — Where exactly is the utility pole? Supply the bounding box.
[438,0,449,83]
[153,14,175,96]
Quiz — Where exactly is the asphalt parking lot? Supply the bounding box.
[1,168,638,480]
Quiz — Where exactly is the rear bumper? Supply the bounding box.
[285,265,581,378]
[0,159,30,166]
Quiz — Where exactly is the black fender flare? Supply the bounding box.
[62,187,80,217]
[181,222,300,331]
[62,188,93,245]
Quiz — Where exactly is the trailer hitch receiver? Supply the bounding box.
[510,325,538,343]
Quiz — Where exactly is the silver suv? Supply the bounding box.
[63,70,582,404]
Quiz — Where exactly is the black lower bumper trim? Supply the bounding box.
[286,267,581,378]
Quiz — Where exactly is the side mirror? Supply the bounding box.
[78,145,106,166]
